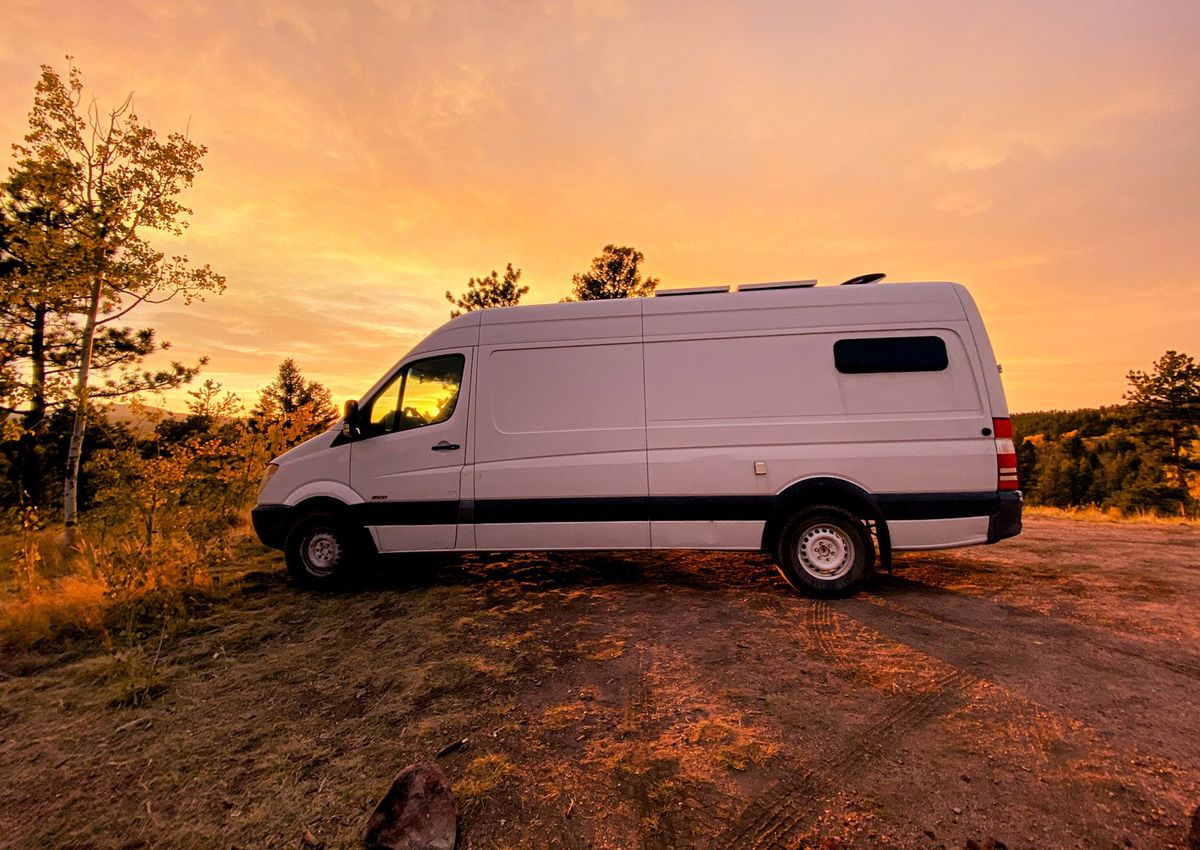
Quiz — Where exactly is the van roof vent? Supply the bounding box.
[655,285,731,297]
[738,279,818,292]
[839,273,886,286]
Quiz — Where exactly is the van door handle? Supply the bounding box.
[431,441,461,451]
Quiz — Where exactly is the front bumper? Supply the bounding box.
[251,503,296,550]
[986,491,1023,543]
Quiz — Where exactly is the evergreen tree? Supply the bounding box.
[1124,350,1200,515]
[445,263,528,318]
[569,245,659,301]
[252,359,337,444]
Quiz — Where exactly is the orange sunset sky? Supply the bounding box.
[3,1,1198,413]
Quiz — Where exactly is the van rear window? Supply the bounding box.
[834,336,948,374]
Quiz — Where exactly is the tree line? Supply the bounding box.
[1015,351,1200,517]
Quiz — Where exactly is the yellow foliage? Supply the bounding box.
[0,572,108,649]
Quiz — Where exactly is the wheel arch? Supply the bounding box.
[762,476,892,568]
[283,480,364,507]
[288,496,378,555]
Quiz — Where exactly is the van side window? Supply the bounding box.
[363,354,465,436]
[834,336,948,374]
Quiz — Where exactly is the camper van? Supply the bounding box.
[252,278,1021,596]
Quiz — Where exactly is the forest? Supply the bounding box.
[1014,351,1200,518]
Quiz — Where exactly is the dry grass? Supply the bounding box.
[539,701,589,730]
[453,754,520,807]
[0,527,108,650]
[688,718,780,772]
[0,573,108,648]
[0,526,78,583]
[1025,504,1200,526]
[0,522,249,654]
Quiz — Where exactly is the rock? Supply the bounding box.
[967,839,1007,850]
[364,763,457,850]
[1189,804,1200,850]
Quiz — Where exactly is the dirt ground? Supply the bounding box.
[1,516,1198,850]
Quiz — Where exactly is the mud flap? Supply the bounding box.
[869,518,893,572]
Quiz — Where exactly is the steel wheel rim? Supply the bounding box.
[303,530,341,577]
[797,524,855,581]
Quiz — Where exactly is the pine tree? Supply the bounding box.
[569,245,659,301]
[1124,350,1200,515]
[445,263,528,317]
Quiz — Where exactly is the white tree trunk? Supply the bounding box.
[63,276,103,547]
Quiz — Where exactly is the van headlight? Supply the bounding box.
[258,463,280,497]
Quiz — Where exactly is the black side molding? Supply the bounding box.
[252,490,1024,549]
[875,492,1001,521]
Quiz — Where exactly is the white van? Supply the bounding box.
[252,279,1021,596]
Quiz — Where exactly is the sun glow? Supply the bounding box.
[2,0,1197,412]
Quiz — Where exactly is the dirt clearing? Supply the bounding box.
[2,516,1198,849]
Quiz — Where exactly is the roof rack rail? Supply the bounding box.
[654,285,730,297]
[839,273,886,286]
[738,279,817,292]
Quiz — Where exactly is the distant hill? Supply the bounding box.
[1012,406,1134,441]
[102,403,188,437]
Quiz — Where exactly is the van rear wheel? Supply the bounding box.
[285,511,361,588]
[774,505,875,597]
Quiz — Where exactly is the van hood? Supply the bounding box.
[273,428,339,465]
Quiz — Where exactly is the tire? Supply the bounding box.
[284,511,363,589]
[773,504,875,597]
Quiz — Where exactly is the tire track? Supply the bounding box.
[619,651,677,850]
[722,671,972,850]
[714,603,976,850]
[862,594,988,637]
[1096,643,1200,681]
[869,577,1200,682]
[751,593,788,618]
[673,785,741,847]
[616,655,745,850]
[804,599,862,675]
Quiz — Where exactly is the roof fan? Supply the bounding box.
[839,273,887,286]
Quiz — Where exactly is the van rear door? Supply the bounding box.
[349,349,471,551]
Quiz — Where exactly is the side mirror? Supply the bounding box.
[342,399,361,439]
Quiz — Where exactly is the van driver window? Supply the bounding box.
[364,354,465,436]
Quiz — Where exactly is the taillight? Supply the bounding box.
[993,417,1019,491]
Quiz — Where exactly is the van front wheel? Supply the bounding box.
[285,512,360,588]
[774,506,875,597]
